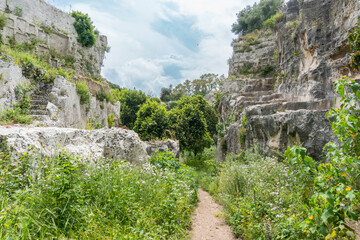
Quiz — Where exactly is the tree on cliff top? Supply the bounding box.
[71,11,97,47]
[231,0,283,35]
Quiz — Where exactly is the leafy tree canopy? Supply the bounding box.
[133,100,170,141]
[175,95,217,138]
[170,103,213,155]
[160,73,224,103]
[231,0,283,35]
[111,88,148,129]
[71,11,98,47]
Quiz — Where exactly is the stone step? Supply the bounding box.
[223,78,276,94]
[30,104,47,110]
[246,99,331,116]
[240,90,274,97]
[31,115,47,121]
[30,99,48,105]
[260,93,284,102]
[233,93,283,103]
[30,109,48,115]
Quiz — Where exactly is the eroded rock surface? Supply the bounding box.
[218,0,359,161]
[0,126,179,163]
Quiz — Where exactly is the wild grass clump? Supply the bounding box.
[0,83,33,125]
[0,147,197,239]
[76,81,91,104]
[0,13,7,30]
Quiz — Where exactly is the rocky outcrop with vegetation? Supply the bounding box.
[218,0,360,160]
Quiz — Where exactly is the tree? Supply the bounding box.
[231,0,283,35]
[71,11,97,47]
[111,88,148,129]
[171,104,212,155]
[160,87,172,102]
[176,95,218,138]
[133,100,170,141]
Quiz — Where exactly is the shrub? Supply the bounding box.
[149,150,181,171]
[76,81,90,104]
[71,11,97,47]
[232,0,283,35]
[13,7,23,17]
[107,113,114,128]
[0,83,33,125]
[111,88,148,129]
[259,64,276,76]
[133,100,170,141]
[86,118,103,130]
[0,13,7,30]
[96,86,114,103]
[349,18,360,71]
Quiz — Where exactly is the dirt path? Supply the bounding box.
[190,188,236,240]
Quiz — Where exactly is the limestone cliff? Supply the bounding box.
[0,0,107,76]
[219,0,360,160]
[0,0,120,128]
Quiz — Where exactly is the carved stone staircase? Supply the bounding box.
[29,83,52,121]
[219,76,334,160]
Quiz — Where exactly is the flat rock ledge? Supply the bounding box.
[0,126,179,163]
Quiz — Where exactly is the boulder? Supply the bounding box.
[0,126,171,164]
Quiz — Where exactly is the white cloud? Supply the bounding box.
[47,0,258,95]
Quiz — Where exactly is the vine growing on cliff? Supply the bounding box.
[348,18,360,71]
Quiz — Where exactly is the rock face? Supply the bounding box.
[0,126,180,163]
[0,60,29,112]
[0,59,121,128]
[146,140,181,158]
[218,0,359,161]
[0,0,107,76]
[45,76,120,128]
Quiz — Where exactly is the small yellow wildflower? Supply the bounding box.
[346,187,352,191]
[309,215,313,220]
[303,229,307,233]
[343,116,346,119]
[334,108,338,112]
[350,130,353,134]
[343,173,347,177]
[343,75,347,78]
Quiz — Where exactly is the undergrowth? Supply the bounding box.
[0,147,197,239]
[194,76,360,239]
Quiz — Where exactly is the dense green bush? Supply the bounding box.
[0,13,7,30]
[175,95,218,138]
[133,100,170,141]
[13,7,23,17]
[0,147,198,239]
[232,0,283,35]
[71,11,97,47]
[76,81,91,104]
[171,103,213,155]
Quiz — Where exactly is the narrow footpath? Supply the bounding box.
[190,188,236,240]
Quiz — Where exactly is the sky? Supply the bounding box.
[45,0,257,96]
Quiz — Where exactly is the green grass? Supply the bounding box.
[0,147,197,239]
[0,108,33,125]
[76,81,91,104]
[0,44,74,83]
